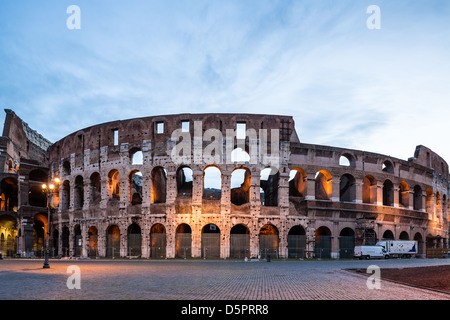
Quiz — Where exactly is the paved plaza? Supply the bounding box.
[1,258,450,300]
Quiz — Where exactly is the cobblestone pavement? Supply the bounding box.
[1,258,450,300]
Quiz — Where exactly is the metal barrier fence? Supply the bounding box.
[287,235,306,259]
[175,233,192,258]
[259,235,279,259]
[230,234,250,259]
[201,233,220,258]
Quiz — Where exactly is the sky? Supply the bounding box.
[1,0,450,163]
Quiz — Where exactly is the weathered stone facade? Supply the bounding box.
[0,110,448,258]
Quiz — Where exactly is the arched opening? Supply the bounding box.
[127,223,142,257]
[0,178,18,211]
[399,231,409,240]
[315,226,331,258]
[176,166,193,198]
[259,224,279,259]
[74,176,84,210]
[33,214,47,257]
[339,174,356,202]
[315,170,332,200]
[106,225,120,258]
[88,226,98,257]
[413,185,422,211]
[0,215,17,257]
[383,180,394,206]
[151,167,166,204]
[289,168,306,197]
[287,225,306,258]
[175,223,192,258]
[362,175,377,204]
[203,166,221,200]
[129,170,143,205]
[73,224,82,257]
[231,167,251,206]
[201,224,220,259]
[61,180,70,210]
[382,160,394,173]
[150,223,166,258]
[414,233,424,256]
[108,170,121,200]
[90,172,101,204]
[399,181,409,207]
[339,228,355,259]
[382,230,394,240]
[61,226,70,257]
[130,148,143,165]
[260,167,279,206]
[339,153,355,167]
[230,224,250,259]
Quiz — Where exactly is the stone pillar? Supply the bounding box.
[393,185,399,208]
[305,172,316,200]
[376,181,384,206]
[331,177,340,202]
[81,223,88,257]
[355,178,363,204]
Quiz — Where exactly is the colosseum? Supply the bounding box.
[0,109,448,259]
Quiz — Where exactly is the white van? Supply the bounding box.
[354,245,388,260]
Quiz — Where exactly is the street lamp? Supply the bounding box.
[42,177,60,269]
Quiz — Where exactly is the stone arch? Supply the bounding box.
[383,179,394,206]
[175,223,192,258]
[108,170,121,200]
[127,223,142,256]
[88,226,98,257]
[339,173,356,202]
[151,167,166,204]
[176,166,193,198]
[260,167,279,207]
[289,168,306,197]
[150,223,166,258]
[74,175,84,210]
[339,153,356,167]
[203,165,221,200]
[382,160,394,173]
[398,181,409,208]
[315,170,332,201]
[287,225,306,258]
[362,175,377,204]
[399,231,409,240]
[229,224,250,259]
[106,224,120,258]
[315,226,332,258]
[231,167,251,206]
[413,185,422,211]
[259,224,279,259]
[382,229,394,240]
[339,227,355,258]
[129,170,143,205]
[201,223,220,258]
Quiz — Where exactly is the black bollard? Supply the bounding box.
[266,254,271,262]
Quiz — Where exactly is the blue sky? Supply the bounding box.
[1,0,450,163]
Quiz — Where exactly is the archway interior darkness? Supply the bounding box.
[230,224,250,259]
[201,224,220,258]
[231,168,250,205]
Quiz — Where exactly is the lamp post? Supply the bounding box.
[42,177,60,269]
